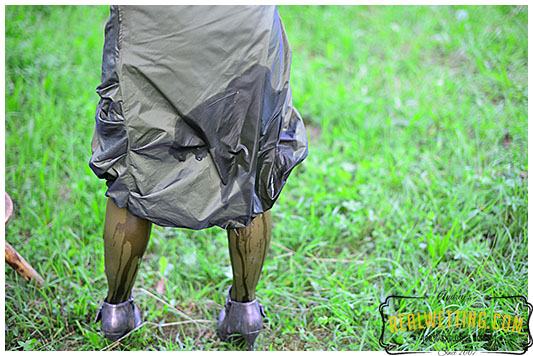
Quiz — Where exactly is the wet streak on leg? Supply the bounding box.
[227,210,272,302]
[103,198,152,304]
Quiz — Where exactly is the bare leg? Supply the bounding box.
[227,210,272,302]
[103,198,152,304]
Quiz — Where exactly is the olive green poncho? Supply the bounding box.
[89,6,308,229]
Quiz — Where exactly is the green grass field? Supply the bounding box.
[5,5,528,351]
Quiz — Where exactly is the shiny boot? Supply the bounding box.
[95,296,142,342]
[218,288,266,350]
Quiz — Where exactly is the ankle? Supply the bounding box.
[105,292,134,305]
[229,286,255,302]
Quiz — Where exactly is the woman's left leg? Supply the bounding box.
[103,198,152,304]
[95,198,152,341]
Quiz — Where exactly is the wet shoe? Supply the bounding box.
[95,296,142,342]
[217,288,266,350]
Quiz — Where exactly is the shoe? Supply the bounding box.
[95,296,142,342]
[217,287,266,350]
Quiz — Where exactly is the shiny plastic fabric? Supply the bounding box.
[89,5,308,229]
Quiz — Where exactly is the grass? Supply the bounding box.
[4,5,528,351]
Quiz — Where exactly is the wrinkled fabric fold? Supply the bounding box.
[89,5,308,229]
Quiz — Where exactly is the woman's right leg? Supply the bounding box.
[218,210,272,350]
[227,210,272,302]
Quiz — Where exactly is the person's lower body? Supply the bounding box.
[95,198,272,350]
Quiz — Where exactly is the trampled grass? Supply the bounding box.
[5,5,527,351]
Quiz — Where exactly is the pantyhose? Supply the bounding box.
[103,198,152,304]
[227,210,272,302]
[102,197,271,304]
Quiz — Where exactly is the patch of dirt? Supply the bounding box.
[307,125,322,142]
[500,132,512,148]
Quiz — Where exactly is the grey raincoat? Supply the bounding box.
[89,6,308,229]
